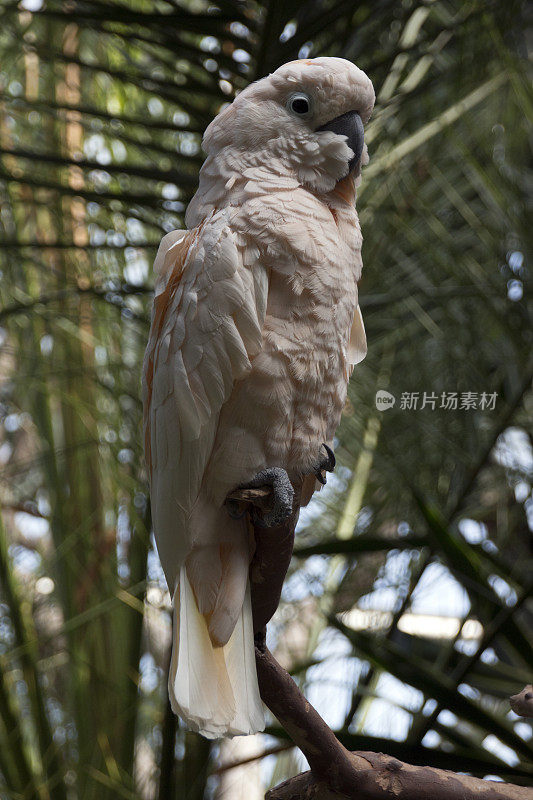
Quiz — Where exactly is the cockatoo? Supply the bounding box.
[142,57,374,738]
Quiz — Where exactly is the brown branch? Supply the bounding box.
[231,481,303,633]
[213,743,294,775]
[510,686,533,719]
[255,640,357,793]
[253,643,532,800]
[231,486,532,799]
[264,760,533,800]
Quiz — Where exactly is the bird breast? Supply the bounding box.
[217,182,362,478]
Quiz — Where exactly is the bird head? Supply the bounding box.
[202,57,375,194]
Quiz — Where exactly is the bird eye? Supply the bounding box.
[288,93,311,116]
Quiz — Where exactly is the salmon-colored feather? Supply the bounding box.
[143,230,195,476]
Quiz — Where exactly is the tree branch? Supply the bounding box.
[510,686,533,719]
[254,642,532,800]
[229,486,532,799]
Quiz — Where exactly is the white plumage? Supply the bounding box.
[142,57,374,738]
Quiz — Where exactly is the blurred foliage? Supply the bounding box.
[0,0,531,798]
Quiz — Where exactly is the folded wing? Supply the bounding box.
[142,213,269,592]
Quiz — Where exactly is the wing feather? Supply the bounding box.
[348,303,367,369]
[142,214,268,591]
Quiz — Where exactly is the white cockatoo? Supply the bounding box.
[142,57,374,738]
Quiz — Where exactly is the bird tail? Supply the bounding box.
[168,565,264,739]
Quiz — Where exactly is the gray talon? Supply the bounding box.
[313,443,336,485]
[239,467,294,528]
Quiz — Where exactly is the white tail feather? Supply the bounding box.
[169,566,264,739]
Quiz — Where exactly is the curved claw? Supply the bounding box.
[313,443,336,484]
[315,470,327,486]
[321,443,336,471]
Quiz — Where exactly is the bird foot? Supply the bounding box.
[313,443,336,485]
[238,467,294,528]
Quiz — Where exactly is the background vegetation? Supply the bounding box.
[0,0,531,797]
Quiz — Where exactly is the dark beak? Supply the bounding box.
[317,110,364,172]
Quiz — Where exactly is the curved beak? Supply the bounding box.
[317,110,364,172]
